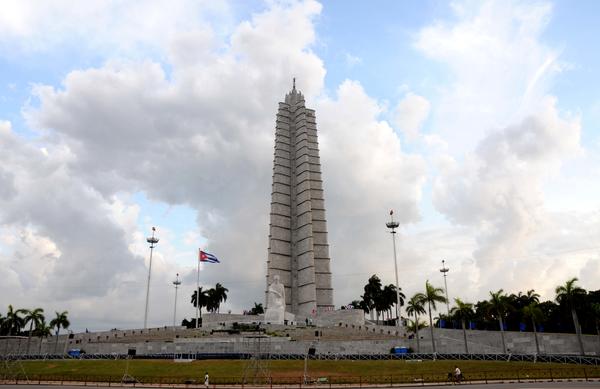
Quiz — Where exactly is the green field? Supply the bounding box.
[8,359,599,384]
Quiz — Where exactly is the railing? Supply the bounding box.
[2,352,600,365]
[2,367,599,387]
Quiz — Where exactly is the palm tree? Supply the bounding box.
[34,321,53,354]
[191,287,210,322]
[362,275,382,321]
[23,308,45,355]
[487,289,513,354]
[406,294,426,352]
[49,311,69,355]
[213,283,229,313]
[249,302,264,315]
[382,284,405,324]
[4,305,25,335]
[450,298,474,354]
[206,288,218,313]
[524,290,540,305]
[522,302,544,355]
[358,299,370,317]
[555,277,586,355]
[418,281,447,353]
[406,318,428,333]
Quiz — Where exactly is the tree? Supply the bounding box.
[213,283,229,313]
[406,293,426,353]
[418,281,447,353]
[523,290,540,305]
[487,289,513,354]
[556,277,587,355]
[348,300,362,310]
[358,299,371,316]
[362,275,382,322]
[205,283,229,313]
[206,289,218,313]
[191,287,210,323]
[406,318,428,333]
[522,302,544,355]
[34,321,53,354]
[450,298,474,354]
[382,284,405,324]
[23,308,45,355]
[49,311,70,355]
[4,305,25,335]
[249,302,264,315]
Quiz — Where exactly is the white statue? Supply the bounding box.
[264,275,285,324]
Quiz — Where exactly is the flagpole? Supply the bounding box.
[196,249,200,329]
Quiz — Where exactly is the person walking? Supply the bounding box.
[204,372,209,388]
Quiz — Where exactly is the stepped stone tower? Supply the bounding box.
[266,80,334,317]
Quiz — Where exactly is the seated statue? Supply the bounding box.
[264,275,285,324]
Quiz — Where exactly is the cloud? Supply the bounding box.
[412,0,593,301]
[433,98,581,292]
[1,0,430,324]
[344,52,362,68]
[317,80,427,302]
[0,0,330,329]
[0,0,231,57]
[0,121,144,318]
[1,0,598,331]
[393,92,431,140]
[415,0,560,153]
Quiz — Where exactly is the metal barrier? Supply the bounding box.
[3,352,600,365]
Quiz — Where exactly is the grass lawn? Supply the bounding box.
[13,359,600,384]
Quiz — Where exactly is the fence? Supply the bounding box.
[3,352,600,366]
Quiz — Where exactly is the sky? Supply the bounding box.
[1,0,599,332]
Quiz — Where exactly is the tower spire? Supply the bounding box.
[292,77,296,91]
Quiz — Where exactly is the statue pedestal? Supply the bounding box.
[264,309,295,325]
[264,307,284,324]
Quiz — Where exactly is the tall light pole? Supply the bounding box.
[440,260,450,315]
[386,210,403,331]
[144,227,159,329]
[172,273,182,327]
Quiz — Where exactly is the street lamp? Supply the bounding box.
[172,273,182,327]
[440,260,450,315]
[385,210,403,331]
[144,227,159,329]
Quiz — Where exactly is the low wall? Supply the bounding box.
[2,327,599,357]
[201,313,264,329]
[415,328,600,355]
[313,309,365,327]
[201,310,364,329]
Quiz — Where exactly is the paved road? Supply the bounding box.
[428,382,600,389]
[1,382,600,389]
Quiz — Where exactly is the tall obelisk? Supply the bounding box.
[266,80,334,317]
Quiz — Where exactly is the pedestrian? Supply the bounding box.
[204,372,209,388]
[454,365,462,384]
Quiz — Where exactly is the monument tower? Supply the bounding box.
[266,80,334,317]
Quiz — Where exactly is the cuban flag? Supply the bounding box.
[199,249,220,264]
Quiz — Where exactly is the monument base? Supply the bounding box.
[264,310,295,325]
